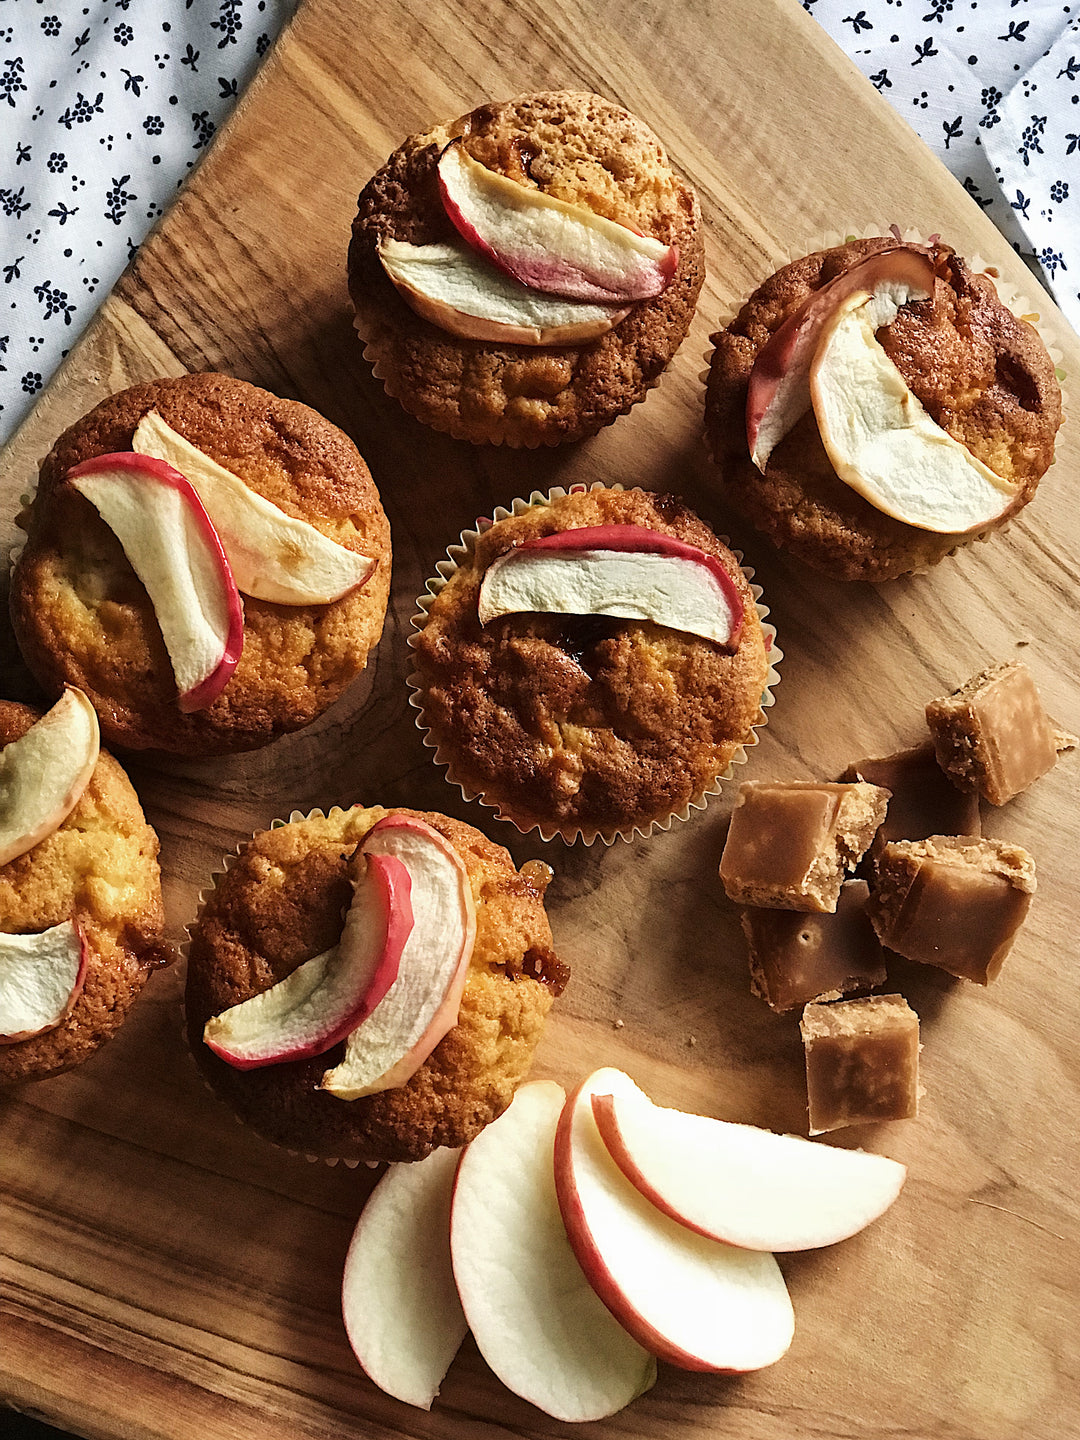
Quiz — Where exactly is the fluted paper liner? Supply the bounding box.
[407,483,782,846]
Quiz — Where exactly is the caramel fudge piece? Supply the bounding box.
[868,836,1034,984]
[720,781,890,912]
[801,995,920,1135]
[743,880,886,1013]
[841,743,980,863]
[926,661,1076,806]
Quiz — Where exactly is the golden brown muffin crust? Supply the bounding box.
[349,91,704,447]
[705,239,1061,582]
[0,700,172,1084]
[412,488,772,838]
[184,807,567,1163]
[10,373,391,754]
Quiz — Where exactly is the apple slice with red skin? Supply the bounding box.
[203,850,412,1069]
[320,815,476,1099]
[378,238,631,346]
[745,243,936,472]
[554,1068,795,1373]
[477,523,745,649]
[67,452,244,712]
[591,1088,906,1252]
[343,1146,468,1410]
[437,140,678,304]
[131,411,376,605]
[0,686,99,867]
[0,918,88,1043]
[451,1080,657,1421]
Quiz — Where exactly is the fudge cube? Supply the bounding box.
[720,781,890,913]
[801,995,920,1135]
[867,835,1035,984]
[743,880,886,1013]
[841,742,980,863]
[925,661,1076,806]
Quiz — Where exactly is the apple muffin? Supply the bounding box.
[10,372,391,754]
[184,806,568,1163]
[0,699,172,1085]
[349,90,704,446]
[410,486,777,842]
[704,237,1062,582]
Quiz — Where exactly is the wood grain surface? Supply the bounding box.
[2,1,1078,1437]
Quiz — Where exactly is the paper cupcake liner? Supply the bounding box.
[700,223,1066,579]
[181,806,382,1169]
[407,483,782,846]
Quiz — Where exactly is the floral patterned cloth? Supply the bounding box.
[1,0,1076,448]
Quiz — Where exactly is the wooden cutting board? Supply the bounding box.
[2,1,1078,1437]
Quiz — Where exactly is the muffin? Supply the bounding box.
[349,90,704,447]
[0,699,172,1084]
[410,486,777,842]
[10,372,391,754]
[705,237,1062,581]
[185,806,568,1163]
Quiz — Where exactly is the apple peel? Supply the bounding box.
[810,288,1020,533]
[0,918,87,1043]
[0,686,100,867]
[746,243,936,472]
[320,815,476,1099]
[591,1089,906,1252]
[132,411,376,605]
[378,237,631,346]
[478,524,744,648]
[343,1146,468,1410]
[554,1068,794,1373]
[451,1081,657,1421]
[203,851,412,1070]
[438,140,677,304]
[67,452,244,712]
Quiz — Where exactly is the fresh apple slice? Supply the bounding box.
[451,1081,657,1421]
[378,238,630,346]
[0,918,87,1043]
[810,288,1020,533]
[591,1089,906,1252]
[554,1068,795,1373]
[203,850,412,1069]
[67,452,244,712]
[746,243,936,472]
[131,411,376,605]
[320,815,476,1099]
[437,140,677,304]
[477,523,744,648]
[0,687,99,867]
[343,1146,468,1410]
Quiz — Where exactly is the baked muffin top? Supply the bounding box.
[10,372,391,754]
[705,238,1062,582]
[349,90,704,447]
[411,487,773,840]
[0,700,171,1084]
[185,806,567,1163]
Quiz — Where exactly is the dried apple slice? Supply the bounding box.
[810,289,1020,533]
[378,237,630,346]
[0,918,87,1044]
[203,851,412,1069]
[437,140,677,303]
[591,1088,906,1251]
[320,815,476,1099]
[131,411,376,605]
[746,243,936,472]
[0,687,99,867]
[477,523,744,648]
[67,452,244,712]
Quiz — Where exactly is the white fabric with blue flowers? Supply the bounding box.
[1,0,1076,448]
